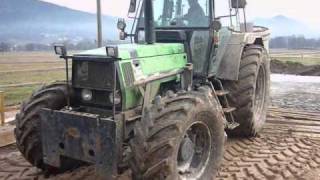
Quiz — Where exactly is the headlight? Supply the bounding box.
[81,89,93,101]
[109,91,121,105]
[106,46,118,58]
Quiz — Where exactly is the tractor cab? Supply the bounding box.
[118,0,252,78]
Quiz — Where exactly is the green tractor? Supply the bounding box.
[14,0,270,179]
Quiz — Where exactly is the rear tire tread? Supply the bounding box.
[223,45,270,137]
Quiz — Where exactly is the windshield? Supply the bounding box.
[153,0,210,28]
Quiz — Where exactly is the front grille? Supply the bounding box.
[122,62,135,86]
[72,60,114,90]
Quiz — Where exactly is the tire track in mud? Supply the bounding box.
[216,108,320,180]
[1,108,320,180]
[264,107,320,138]
[0,151,40,180]
[216,136,320,180]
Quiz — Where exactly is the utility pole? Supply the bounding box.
[97,0,103,47]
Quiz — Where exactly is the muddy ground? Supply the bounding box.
[271,59,320,76]
[1,75,320,180]
[271,74,320,111]
[1,108,320,180]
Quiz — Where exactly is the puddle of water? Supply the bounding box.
[271,74,320,83]
[271,74,320,111]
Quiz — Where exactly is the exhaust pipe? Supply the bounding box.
[144,0,155,44]
[97,0,103,47]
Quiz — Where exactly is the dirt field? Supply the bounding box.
[271,59,320,76]
[270,49,320,66]
[0,52,72,106]
[1,108,320,180]
[270,50,320,76]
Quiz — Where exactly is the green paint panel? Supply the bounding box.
[119,52,187,110]
[75,43,185,60]
[139,54,187,75]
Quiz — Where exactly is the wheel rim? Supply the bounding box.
[177,122,212,179]
[254,65,266,119]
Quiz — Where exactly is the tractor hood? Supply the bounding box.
[75,43,185,60]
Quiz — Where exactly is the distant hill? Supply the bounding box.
[0,0,118,44]
[253,15,318,38]
[2,0,318,45]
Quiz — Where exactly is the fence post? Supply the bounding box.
[0,91,4,126]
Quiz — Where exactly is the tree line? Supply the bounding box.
[0,39,125,52]
[2,36,320,52]
[270,36,320,49]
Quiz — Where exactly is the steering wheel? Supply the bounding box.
[170,17,186,26]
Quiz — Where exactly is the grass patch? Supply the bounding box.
[272,56,320,66]
[1,85,41,106]
[0,62,64,72]
[0,70,66,85]
[0,51,59,63]
[0,52,74,106]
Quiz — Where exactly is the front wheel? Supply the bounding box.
[14,82,82,173]
[129,90,225,179]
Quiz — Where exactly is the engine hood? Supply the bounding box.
[75,43,185,60]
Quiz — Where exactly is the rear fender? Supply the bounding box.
[213,30,270,81]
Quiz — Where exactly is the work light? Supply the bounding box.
[106,46,118,58]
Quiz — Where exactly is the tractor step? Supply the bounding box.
[226,122,240,130]
[211,79,239,130]
[223,107,236,113]
[215,90,229,96]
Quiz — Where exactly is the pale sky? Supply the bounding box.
[41,0,320,26]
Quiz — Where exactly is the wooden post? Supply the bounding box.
[0,91,4,126]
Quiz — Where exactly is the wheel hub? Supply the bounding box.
[178,137,195,162]
[177,122,212,179]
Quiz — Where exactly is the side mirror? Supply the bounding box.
[117,19,127,40]
[212,19,222,31]
[129,0,137,13]
[231,0,247,8]
[117,18,127,31]
[54,44,67,57]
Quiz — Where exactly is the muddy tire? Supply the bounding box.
[129,89,225,179]
[222,45,270,137]
[14,82,80,173]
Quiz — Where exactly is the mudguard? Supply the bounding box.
[211,26,270,80]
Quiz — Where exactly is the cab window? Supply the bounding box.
[154,0,210,28]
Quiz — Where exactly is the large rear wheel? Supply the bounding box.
[129,89,225,179]
[222,45,270,137]
[14,82,81,173]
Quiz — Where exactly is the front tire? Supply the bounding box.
[222,45,270,137]
[14,82,81,173]
[129,89,225,179]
